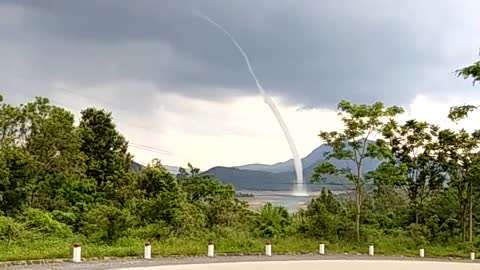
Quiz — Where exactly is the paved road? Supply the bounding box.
[4,255,479,270]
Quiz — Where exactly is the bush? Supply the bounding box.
[0,216,23,243]
[406,223,430,247]
[126,222,173,241]
[21,208,73,239]
[255,203,290,238]
[81,205,135,242]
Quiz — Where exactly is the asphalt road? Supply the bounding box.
[4,255,479,270]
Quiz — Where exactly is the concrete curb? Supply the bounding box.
[1,252,478,268]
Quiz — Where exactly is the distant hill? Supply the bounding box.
[131,161,180,175]
[201,143,381,192]
[234,144,332,173]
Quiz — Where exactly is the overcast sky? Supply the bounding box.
[1,0,480,169]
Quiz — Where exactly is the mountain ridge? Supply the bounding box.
[201,143,381,191]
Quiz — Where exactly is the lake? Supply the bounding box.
[236,190,320,212]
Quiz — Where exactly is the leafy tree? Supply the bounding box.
[22,97,85,177]
[311,100,404,241]
[0,94,23,147]
[378,119,445,224]
[33,173,96,213]
[0,147,37,215]
[179,164,251,229]
[79,108,132,188]
[177,162,200,179]
[455,50,480,85]
[303,188,348,240]
[437,128,480,242]
[447,50,479,122]
[137,159,179,199]
[364,184,409,232]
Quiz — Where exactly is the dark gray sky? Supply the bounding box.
[2,0,479,110]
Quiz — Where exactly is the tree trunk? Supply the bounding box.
[458,184,467,242]
[469,181,473,243]
[356,186,361,242]
[355,162,364,243]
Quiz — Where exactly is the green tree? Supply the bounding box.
[437,128,480,242]
[0,94,23,147]
[137,159,181,199]
[455,50,480,85]
[379,119,444,224]
[0,147,36,215]
[447,50,479,122]
[303,188,348,240]
[179,164,251,229]
[311,100,404,241]
[0,96,88,213]
[79,108,132,188]
[440,49,480,242]
[22,97,86,177]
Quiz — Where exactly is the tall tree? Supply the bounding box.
[0,96,86,213]
[22,97,85,177]
[0,94,23,147]
[311,100,403,241]
[378,119,444,224]
[437,127,480,242]
[437,50,480,241]
[79,108,132,187]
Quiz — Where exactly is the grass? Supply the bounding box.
[0,235,476,262]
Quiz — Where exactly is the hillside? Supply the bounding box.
[201,143,381,191]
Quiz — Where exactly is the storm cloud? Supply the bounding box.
[1,0,479,109]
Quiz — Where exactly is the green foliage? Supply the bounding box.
[81,205,134,242]
[312,100,404,241]
[22,97,86,177]
[379,119,444,224]
[448,105,478,122]
[455,50,480,85]
[0,216,23,243]
[4,92,480,261]
[79,108,131,187]
[255,203,290,238]
[301,188,350,241]
[21,208,73,238]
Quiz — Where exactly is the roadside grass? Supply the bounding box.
[0,235,475,262]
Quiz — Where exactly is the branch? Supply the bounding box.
[311,161,337,183]
[448,105,478,123]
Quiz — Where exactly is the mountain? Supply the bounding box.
[201,143,381,191]
[131,161,180,175]
[163,165,180,175]
[235,144,331,173]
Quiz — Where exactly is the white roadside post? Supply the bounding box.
[368,244,374,256]
[319,243,325,255]
[72,243,81,263]
[144,242,152,259]
[419,248,425,258]
[265,242,272,256]
[208,242,215,257]
[471,252,476,261]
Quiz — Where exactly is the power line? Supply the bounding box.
[128,143,179,157]
[6,89,181,159]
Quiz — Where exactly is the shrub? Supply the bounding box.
[0,216,23,243]
[21,208,73,239]
[81,205,134,242]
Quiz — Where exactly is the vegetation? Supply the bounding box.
[0,52,480,261]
